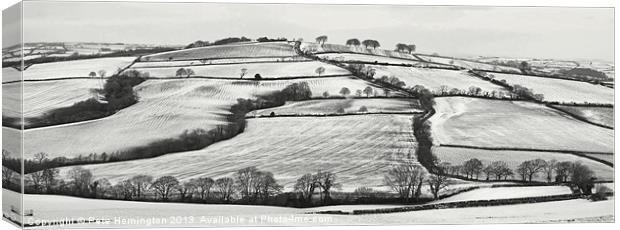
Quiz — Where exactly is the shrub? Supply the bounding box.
[590,185,611,201]
[358,106,368,112]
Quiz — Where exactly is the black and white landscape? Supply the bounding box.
[1,1,614,228]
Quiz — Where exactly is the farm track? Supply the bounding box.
[439,144,614,167]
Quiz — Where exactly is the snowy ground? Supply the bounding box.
[2,189,613,228]
[488,72,613,104]
[252,98,422,116]
[370,66,508,94]
[429,97,614,153]
[2,57,136,82]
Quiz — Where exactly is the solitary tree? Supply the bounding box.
[89,71,97,78]
[363,86,373,97]
[315,66,326,76]
[151,176,179,201]
[176,68,187,77]
[339,87,351,97]
[185,68,195,78]
[571,162,595,195]
[240,68,248,79]
[395,43,408,52]
[427,174,450,199]
[322,91,330,98]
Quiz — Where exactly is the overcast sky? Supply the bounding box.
[7,1,615,61]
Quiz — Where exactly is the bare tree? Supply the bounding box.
[151,176,179,200]
[315,170,340,204]
[554,161,573,182]
[97,70,106,78]
[192,177,215,200]
[177,181,197,200]
[215,177,235,202]
[384,160,426,203]
[68,167,93,196]
[542,159,557,183]
[294,173,318,204]
[130,175,153,199]
[427,174,450,199]
[517,159,547,181]
[235,166,261,201]
[462,158,483,179]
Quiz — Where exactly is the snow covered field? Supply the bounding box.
[143,42,296,61]
[429,97,614,153]
[552,105,614,128]
[3,57,136,82]
[2,79,102,122]
[252,98,422,116]
[433,146,614,181]
[129,61,350,79]
[3,189,613,228]
[301,42,418,60]
[11,76,393,159]
[131,56,310,68]
[417,54,521,73]
[432,186,572,204]
[488,72,613,104]
[370,66,508,94]
[318,53,422,66]
[53,114,418,189]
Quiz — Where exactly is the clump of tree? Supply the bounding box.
[175,68,195,78]
[378,75,406,88]
[235,166,283,204]
[395,43,416,53]
[345,38,361,47]
[361,39,380,49]
[281,82,313,101]
[256,37,287,42]
[315,35,328,45]
[345,63,376,79]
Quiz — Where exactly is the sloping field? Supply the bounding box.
[429,97,613,153]
[433,147,614,181]
[552,105,613,128]
[131,56,310,68]
[6,57,136,82]
[55,114,418,190]
[371,66,508,94]
[143,42,296,61]
[252,98,422,116]
[17,77,393,159]
[417,54,520,73]
[318,53,422,66]
[433,186,572,204]
[488,72,613,104]
[128,61,350,79]
[2,79,102,121]
[3,189,613,227]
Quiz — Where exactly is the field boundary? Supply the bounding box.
[311,194,584,215]
[246,111,423,119]
[438,144,614,167]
